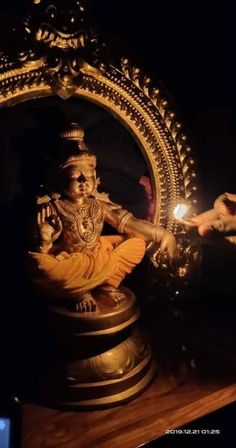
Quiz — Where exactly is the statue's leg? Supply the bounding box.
[97,237,146,307]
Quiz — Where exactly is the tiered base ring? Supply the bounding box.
[41,287,155,409]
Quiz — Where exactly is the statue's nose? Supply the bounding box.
[78,174,86,183]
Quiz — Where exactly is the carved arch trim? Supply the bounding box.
[0,0,198,233]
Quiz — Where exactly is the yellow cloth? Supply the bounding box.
[29,236,146,299]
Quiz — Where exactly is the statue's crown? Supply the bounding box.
[60,123,96,170]
[61,123,85,143]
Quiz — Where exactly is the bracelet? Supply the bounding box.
[117,211,133,233]
[152,227,165,243]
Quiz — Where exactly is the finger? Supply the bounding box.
[189,209,218,226]
[160,238,167,254]
[42,207,46,223]
[160,238,177,259]
[46,205,51,218]
[214,197,230,216]
[168,242,178,259]
[218,203,230,216]
[214,194,227,209]
[198,218,236,237]
[178,218,197,227]
[225,236,236,245]
[225,193,236,202]
[214,193,236,216]
[87,301,92,312]
[81,303,86,313]
[37,211,41,226]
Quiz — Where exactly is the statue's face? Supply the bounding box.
[63,164,96,200]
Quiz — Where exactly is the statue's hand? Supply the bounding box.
[37,206,62,253]
[47,215,63,241]
[37,222,54,253]
[38,222,54,242]
[157,229,178,259]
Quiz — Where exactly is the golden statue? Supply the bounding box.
[29,123,177,312]
[0,0,197,408]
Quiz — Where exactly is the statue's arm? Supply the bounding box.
[104,204,177,258]
[125,216,177,258]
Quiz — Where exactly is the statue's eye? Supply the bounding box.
[46,5,57,20]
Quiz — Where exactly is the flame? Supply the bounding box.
[174,203,189,220]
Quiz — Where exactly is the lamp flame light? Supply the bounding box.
[174,202,190,221]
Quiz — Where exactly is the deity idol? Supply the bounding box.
[29,124,177,312]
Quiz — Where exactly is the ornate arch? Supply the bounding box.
[0,0,198,236]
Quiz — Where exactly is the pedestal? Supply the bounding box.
[41,287,155,409]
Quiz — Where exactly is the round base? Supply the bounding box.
[40,288,155,409]
[47,359,156,410]
[41,325,155,410]
[49,287,139,336]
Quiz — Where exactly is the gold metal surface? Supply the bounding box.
[0,0,199,236]
[50,287,140,336]
[41,322,156,410]
[52,361,156,409]
[66,327,152,384]
[0,1,200,408]
[30,124,177,312]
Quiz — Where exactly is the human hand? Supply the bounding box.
[198,193,236,239]
[214,192,236,217]
[181,192,236,244]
